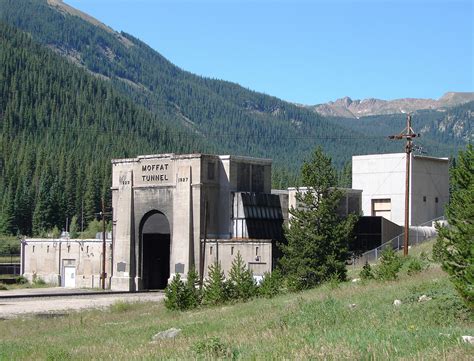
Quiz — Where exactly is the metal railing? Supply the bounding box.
[0,253,21,276]
[352,216,445,267]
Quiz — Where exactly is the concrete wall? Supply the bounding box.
[352,153,449,226]
[411,155,449,225]
[22,239,112,288]
[202,240,272,277]
[287,187,362,218]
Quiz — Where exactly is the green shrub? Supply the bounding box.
[202,262,228,306]
[374,248,402,281]
[15,275,28,284]
[228,252,257,301]
[406,257,422,275]
[258,269,283,298]
[192,336,238,359]
[359,261,374,280]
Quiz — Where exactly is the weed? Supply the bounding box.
[192,336,238,359]
[109,300,133,313]
[46,348,71,361]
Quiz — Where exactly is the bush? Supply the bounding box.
[202,262,228,306]
[374,248,402,281]
[192,337,238,359]
[258,269,283,298]
[15,275,28,284]
[359,261,374,280]
[406,257,423,275]
[228,252,257,301]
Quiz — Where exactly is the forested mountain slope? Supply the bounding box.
[0,23,206,236]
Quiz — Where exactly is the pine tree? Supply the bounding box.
[202,262,228,305]
[436,144,474,309]
[0,186,14,235]
[228,252,256,301]
[279,147,358,291]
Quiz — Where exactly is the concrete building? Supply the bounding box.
[352,153,449,226]
[111,153,284,291]
[21,236,112,288]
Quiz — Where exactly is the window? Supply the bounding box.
[435,197,439,203]
[210,246,213,255]
[231,246,234,255]
[256,247,259,256]
[47,245,50,253]
[423,196,426,202]
[371,199,392,220]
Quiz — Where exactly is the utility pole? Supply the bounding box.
[101,197,106,289]
[389,114,420,256]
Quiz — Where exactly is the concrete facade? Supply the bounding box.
[352,153,449,226]
[21,238,112,288]
[110,153,281,291]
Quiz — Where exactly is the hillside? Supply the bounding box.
[0,249,472,359]
[0,23,206,236]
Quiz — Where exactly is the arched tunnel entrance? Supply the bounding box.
[140,211,170,289]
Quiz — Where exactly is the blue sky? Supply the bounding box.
[67,0,473,105]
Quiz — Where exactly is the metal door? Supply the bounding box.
[64,266,76,288]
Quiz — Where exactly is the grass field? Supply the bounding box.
[0,244,473,360]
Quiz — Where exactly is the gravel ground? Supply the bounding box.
[0,289,164,318]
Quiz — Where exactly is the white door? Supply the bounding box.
[64,266,76,288]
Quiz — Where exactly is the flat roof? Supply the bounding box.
[112,153,272,164]
[352,153,448,162]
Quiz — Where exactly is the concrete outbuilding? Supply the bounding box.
[352,153,449,226]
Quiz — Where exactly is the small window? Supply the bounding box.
[210,246,213,255]
[32,246,35,253]
[423,196,426,202]
[435,197,439,203]
[67,245,71,253]
[231,246,234,255]
[86,246,89,253]
[47,245,50,253]
[256,247,259,256]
